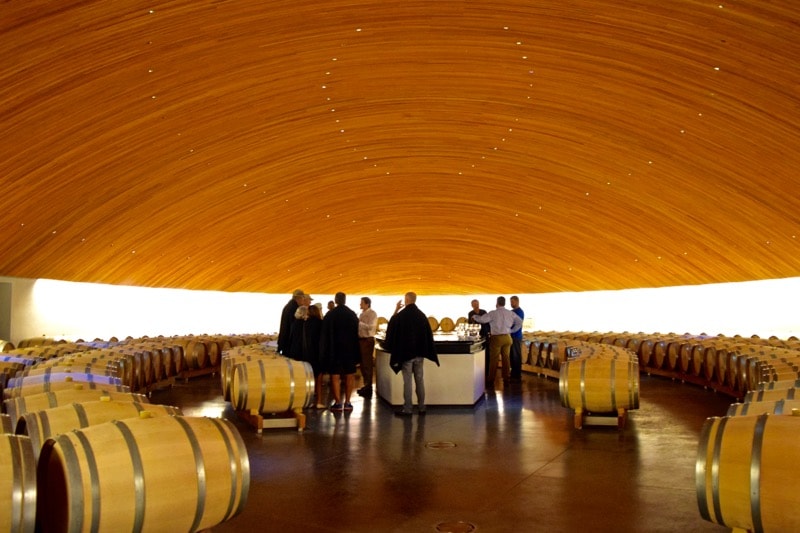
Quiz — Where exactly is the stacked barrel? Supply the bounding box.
[424,316,468,333]
[520,330,800,529]
[0,334,263,533]
[524,331,800,399]
[3,334,274,396]
[698,366,800,531]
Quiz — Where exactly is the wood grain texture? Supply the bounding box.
[1,1,799,295]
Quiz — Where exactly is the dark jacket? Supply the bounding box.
[288,317,305,360]
[384,303,439,374]
[301,316,323,373]
[277,298,298,355]
[320,304,360,374]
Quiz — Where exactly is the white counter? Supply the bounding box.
[375,348,485,406]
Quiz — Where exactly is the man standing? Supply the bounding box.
[509,295,525,382]
[320,292,360,411]
[468,299,490,379]
[357,296,378,398]
[278,289,305,355]
[472,296,522,387]
[384,292,439,416]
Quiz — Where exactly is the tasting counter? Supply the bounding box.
[375,334,485,407]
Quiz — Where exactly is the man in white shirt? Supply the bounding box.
[472,296,523,387]
[357,296,378,398]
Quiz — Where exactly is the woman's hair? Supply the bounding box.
[308,304,322,319]
[294,305,309,320]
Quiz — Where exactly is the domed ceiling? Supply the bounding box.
[2,1,799,295]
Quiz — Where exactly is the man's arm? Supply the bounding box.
[510,313,523,334]
[472,312,490,324]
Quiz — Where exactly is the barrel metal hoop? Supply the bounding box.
[750,414,767,533]
[74,429,102,532]
[18,436,36,532]
[285,357,296,410]
[57,433,87,533]
[558,364,569,408]
[74,402,90,429]
[210,417,250,521]
[774,398,785,415]
[8,436,24,533]
[304,362,315,407]
[236,363,249,411]
[695,417,714,522]
[258,359,267,413]
[112,420,145,533]
[710,416,728,524]
[174,416,207,533]
[609,358,617,411]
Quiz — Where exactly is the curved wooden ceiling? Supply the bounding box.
[2,1,800,295]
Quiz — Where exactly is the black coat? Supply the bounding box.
[384,303,439,374]
[277,299,298,355]
[288,317,305,360]
[300,316,323,374]
[320,305,360,374]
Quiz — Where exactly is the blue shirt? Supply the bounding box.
[511,307,524,339]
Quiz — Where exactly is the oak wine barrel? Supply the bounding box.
[3,389,149,429]
[230,356,314,414]
[4,374,129,400]
[559,353,639,414]
[726,398,800,417]
[697,413,800,532]
[0,434,36,533]
[36,415,250,533]
[18,400,182,462]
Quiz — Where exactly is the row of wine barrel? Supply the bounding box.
[538,332,800,532]
[0,332,278,532]
[525,331,800,397]
[697,372,800,532]
[1,334,276,395]
[426,316,468,332]
[525,331,800,530]
[375,316,470,333]
[0,386,250,533]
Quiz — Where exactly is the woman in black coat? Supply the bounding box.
[303,304,326,408]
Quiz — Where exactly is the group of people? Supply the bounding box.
[468,295,525,387]
[276,289,440,416]
[277,289,377,411]
[277,289,525,415]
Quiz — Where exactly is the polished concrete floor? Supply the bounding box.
[153,370,733,533]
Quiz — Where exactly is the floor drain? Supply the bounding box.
[425,441,457,449]
[435,520,476,532]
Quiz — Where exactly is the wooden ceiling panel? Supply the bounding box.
[2,0,800,295]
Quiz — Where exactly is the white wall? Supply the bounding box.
[1,276,798,344]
